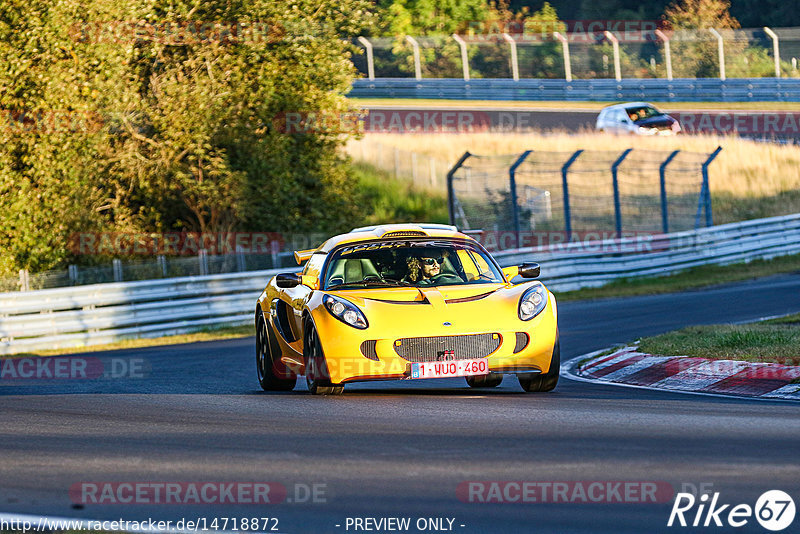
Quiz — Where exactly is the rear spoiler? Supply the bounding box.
[462,229,484,237]
[293,249,315,265]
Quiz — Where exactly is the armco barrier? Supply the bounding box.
[349,78,800,102]
[1,214,799,355]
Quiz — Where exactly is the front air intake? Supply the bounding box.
[393,334,501,362]
[513,332,529,353]
[360,340,379,361]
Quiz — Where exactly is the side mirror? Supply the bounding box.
[276,273,301,288]
[518,262,540,279]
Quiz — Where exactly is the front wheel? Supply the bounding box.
[466,374,503,388]
[304,320,344,395]
[256,312,297,391]
[518,337,560,393]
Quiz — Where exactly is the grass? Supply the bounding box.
[3,324,253,359]
[349,132,800,225]
[637,313,800,365]
[555,252,800,301]
[352,161,450,225]
[350,98,800,111]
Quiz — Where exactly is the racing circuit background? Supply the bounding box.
[2,3,800,534]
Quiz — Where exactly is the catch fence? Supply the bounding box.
[447,148,721,249]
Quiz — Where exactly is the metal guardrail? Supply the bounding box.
[1,214,798,355]
[0,270,281,355]
[496,213,800,291]
[349,78,800,102]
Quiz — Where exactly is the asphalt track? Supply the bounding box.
[1,274,800,534]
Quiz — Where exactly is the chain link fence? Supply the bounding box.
[345,138,451,189]
[448,148,721,249]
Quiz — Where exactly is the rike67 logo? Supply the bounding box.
[668,490,795,531]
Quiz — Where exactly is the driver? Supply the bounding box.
[405,251,445,284]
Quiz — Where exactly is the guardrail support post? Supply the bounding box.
[509,151,532,249]
[502,33,519,81]
[699,146,722,228]
[611,149,633,238]
[405,36,422,80]
[561,150,583,242]
[357,37,375,80]
[452,34,470,81]
[554,32,572,82]
[604,31,622,81]
[447,151,472,226]
[655,29,673,80]
[709,28,726,81]
[764,27,781,78]
[659,150,680,234]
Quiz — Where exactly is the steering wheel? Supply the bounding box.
[431,273,462,284]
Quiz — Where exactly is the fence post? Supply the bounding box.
[429,158,436,187]
[447,152,472,226]
[157,255,167,277]
[561,150,583,242]
[112,259,123,282]
[357,36,375,80]
[18,269,30,291]
[452,34,470,81]
[655,29,673,80]
[509,151,532,249]
[393,147,400,178]
[502,33,519,81]
[554,32,572,82]
[270,240,280,269]
[709,28,726,81]
[68,264,78,286]
[405,36,422,80]
[611,149,633,238]
[763,27,781,78]
[604,31,622,81]
[236,245,246,272]
[198,249,208,276]
[702,146,722,228]
[411,152,418,184]
[659,150,680,234]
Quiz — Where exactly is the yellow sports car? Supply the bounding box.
[255,224,559,395]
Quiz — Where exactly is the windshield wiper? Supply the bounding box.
[334,279,413,289]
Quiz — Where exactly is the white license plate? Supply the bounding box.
[411,358,489,379]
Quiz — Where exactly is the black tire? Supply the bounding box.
[466,374,503,388]
[256,311,297,391]
[304,319,344,395]
[518,336,560,393]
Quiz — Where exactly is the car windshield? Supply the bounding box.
[624,105,662,121]
[323,240,504,289]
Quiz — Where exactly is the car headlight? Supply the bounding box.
[638,126,657,135]
[518,282,548,321]
[323,294,368,329]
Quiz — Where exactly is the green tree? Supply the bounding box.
[0,0,374,275]
[664,0,742,78]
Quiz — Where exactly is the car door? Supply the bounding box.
[274,252,325,351]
